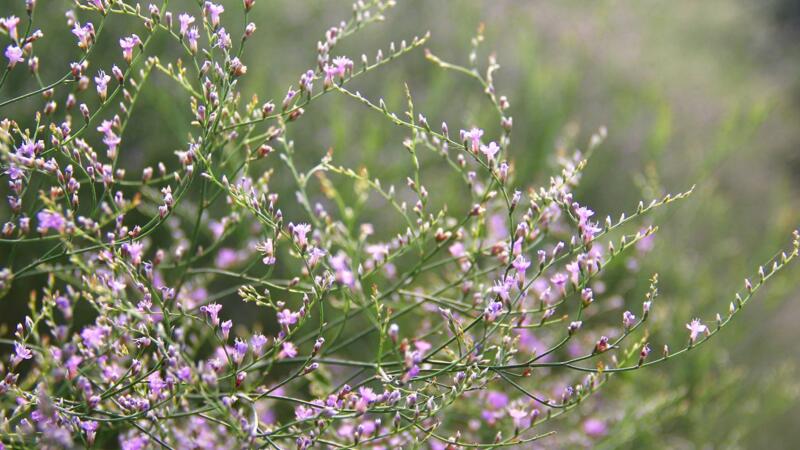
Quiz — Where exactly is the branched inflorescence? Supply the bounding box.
[0,1,796,449]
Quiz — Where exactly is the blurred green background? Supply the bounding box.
[3,0,800,447]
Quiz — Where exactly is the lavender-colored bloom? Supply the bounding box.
[329,253,355,287]
[622,310,636,330]
[5,45,23,68]
[215,28,231,50]
[200,303,223,326]
[233,338,248,364]
[204,2,224,27]
[479,141,500,162]
[307,246,326,268]
[80,420,99,445]
[1,16,20,40]
[551,272,568,294]
[484,300,504,322]
[292,222,312,248]
[366,243,390,263]
[81,326,107,350]
[279,341,297,359]
[178,13,195,36]
[250,334,268,355]
[121,241,144,265]
[12,342,33,366]
[72,22,94,49]
[331,56,353,78]
[461,127,484,152]
[584,418,607,438]
[119,34,141,63]
[221,320,233,339]
[94,70,111,100]
[36,210,65,234]
[186,27,200,53]
[277,308,299,330]
[295,405,316,420]
[686,318,708,343]
[215,248,239,268]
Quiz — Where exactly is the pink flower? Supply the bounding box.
[479,141,500,162]
[94,70,111,100]
[178,13,195,36]
[119,34,141,63]
[72,22,94,49]
[686,318,708,343]
[460,127,484,152]
[584,418,607,437]
[0,16,21,41]
[291,222,312,248]
[4,45,23,68]
[204,2,225,27]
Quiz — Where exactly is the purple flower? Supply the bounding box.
[72,22,94,49]
[1,16,21,41]
[277,308,299,330]
[204,2,225,27]
[279,341,297,359]
[233,338,248,364]
[291,222,312,248]
[299,69,315,92]
[551,272,568,294]
[479,141,500,162]
[80,420,99,445]
[622,310,636,330]
[186,27,200,53]
[94,70,111,100]
[366,243,390,263]
[200,303,223,326]
[215,248,239,268]
[330,253,355,287]
[307,247,326,268]
[460,127,484,152]
[323,64,339,87]
[148,372,165,398]
[686,318,708,343]
[512,255,531,284]
[256,239,276,265]
[332,56,353,78]
[486,391,508,410]
[584,418,607,437]
[215,28,231,50]
[81,326,107,350]
[250,334,268,355]
[11,342,33,366]
[178,13,195,36]
[295,404,316,420]
[121,241,144,266]
[4,45,23,68]
[119,34,141,63]
[484,300,504,322]
[221,320,233,339]
[36,210,65,234]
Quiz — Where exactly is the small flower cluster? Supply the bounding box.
[0,1,797,448]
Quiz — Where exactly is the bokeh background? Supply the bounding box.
[2,0,800,447]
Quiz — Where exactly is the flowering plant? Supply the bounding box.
[0,1,797,448]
